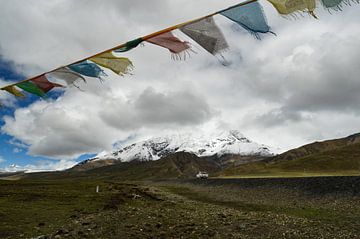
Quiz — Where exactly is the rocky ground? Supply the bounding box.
[0,177,359,238]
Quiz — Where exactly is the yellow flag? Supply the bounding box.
[90,52,133,76]
[267,0,317,18]
[2,85,25,98]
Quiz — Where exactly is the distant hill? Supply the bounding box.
[269,133,360,162]
[220,133,360,177]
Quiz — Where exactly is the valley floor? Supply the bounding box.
[0,177,359,239]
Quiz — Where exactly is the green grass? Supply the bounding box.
[0,179,111,238]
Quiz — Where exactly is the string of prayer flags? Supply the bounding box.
[89,52,134,75]
[16,81,46,98]
[2,86,25,98]
[220,1,274,39]
[114,38,144,53]
[146,32,191,60]
[47,68,86,87]
[68,61,104,78]
[3,0,357,104]
[180,17,229,56]
[267,0,317,18]
[31,75,64,93]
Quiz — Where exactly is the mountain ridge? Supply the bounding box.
[268,133,360,163]
[72,130,274,171]
[220,133,360,177]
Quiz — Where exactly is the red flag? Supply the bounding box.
[31,75,63,93]
[147,31,191,55]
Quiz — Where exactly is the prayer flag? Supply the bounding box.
[68,61,104,78]
[147,32,191,59]
[267,0,317,18]
[31,75,64,93]
[16,81,46,97]
[47,68,86,86]
[180,17,228,55]
[2,86,25,98]
[90,52,133,75]
[220,2,274,39]
[321,0,345,11]
[114,38,144,53]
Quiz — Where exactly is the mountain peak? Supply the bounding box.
[93,130,274,163]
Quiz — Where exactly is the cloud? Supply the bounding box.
[0,156,5,163]
[7,138,29,149]
[3,160,77,173]
[101,87,215,130]
[235,26,360,129]
[1,84,215,159]
[13,148,22,153]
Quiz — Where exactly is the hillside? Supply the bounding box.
[84,152,222,180]
[269,133,360,162]
[23,152,222,181]
[220,135,360,177]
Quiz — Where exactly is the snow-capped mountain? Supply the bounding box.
[91,130,274,163]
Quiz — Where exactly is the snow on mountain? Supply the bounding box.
[92,130,274,163]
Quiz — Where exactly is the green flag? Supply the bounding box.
[16,81,46,97]
[114,38,143,53]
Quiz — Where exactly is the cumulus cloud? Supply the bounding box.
[1,84,215,159]
[1,0,360,163]
[232,22,360,132]
[101,87,215,129]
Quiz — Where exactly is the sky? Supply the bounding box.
[0,0,359,172]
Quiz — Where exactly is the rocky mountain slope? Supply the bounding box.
[83,152,223,180]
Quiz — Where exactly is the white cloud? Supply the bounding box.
[3,160,77,173]
[1,84,215,159]
[13,148,22,153]
[0,156,6,163]
[0,0,360,162]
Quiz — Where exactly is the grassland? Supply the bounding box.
[1,176,359,238]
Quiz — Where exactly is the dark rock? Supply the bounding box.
[55,229,69,235]
[156,222,162,228]
[37,222,46,227]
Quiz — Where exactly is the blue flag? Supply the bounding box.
[68,61,103,78]
[220,1,274,39]
[321,0,345,11]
